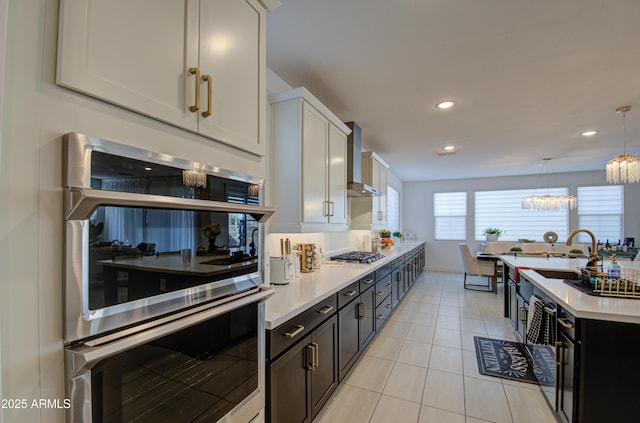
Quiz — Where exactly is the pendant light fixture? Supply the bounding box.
[521,158,577,211]
[606,105,639,184]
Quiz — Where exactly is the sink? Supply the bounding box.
[534,269,581,280]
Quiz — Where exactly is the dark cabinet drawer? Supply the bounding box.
[375,294,393,330]
[375,262,392,280]
[337,281,360,309]
[268,295,338,360]
[374,274,393,307]
[359,272,375,292]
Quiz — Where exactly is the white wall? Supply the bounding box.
[1,1,266,422]
[404,171,640,272]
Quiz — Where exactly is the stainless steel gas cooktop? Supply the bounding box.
[330,251,382,264]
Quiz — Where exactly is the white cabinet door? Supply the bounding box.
[57,0,198,131]
[57,0,266,156]
[374,159,388,225]
[301,103,329,224]
[328,124,347,224]
[197,0,266,156]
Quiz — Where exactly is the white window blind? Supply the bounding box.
[474,188,569,241]
[387,186,400,234]
[577,185,623,243]
[434,192,466,240]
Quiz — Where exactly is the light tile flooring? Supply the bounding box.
[313,271,558,423]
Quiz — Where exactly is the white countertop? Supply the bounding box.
[265,242,425,329]
[500,255,640,324]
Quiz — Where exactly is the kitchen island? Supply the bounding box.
[501,255,640,423]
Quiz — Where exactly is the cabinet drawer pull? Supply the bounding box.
[557,317,574,329]
[357,302,365,320]
[188,67,200,112]
[376,314,384,320]
[318,305,334,315]
[376,291,384,296]
[386,303,392,309]
[330,201,335,217]
[519,306,527,324]
[362,279,374,285]
[311,342,319,370]
[305,344,314,370]
[201,74,212,117]
[554,341,563,366]
[385,283,392,288]
[283,324,304,339]
[344,290,357,297]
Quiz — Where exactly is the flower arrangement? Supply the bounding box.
[202,223,222,239]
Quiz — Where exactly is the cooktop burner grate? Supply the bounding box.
[330,251,382,264]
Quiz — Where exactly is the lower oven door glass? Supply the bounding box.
[67,300,263,423]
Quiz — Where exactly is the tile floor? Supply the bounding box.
[313,271,559,423]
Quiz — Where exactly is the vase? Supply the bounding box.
[208,236,217,253]
[486,234,499,242]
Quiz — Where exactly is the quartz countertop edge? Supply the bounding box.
[265,242,424,330]
[501,255,640,324]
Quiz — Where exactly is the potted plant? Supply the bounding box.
[392,231,403,243]
[482,227,503,242]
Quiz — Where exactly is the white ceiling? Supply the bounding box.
[265,0,640,182]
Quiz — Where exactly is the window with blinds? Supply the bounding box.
[577,185,623,243]
[387,186,400,234]
[434,192,466,240]
[474,188,569,241]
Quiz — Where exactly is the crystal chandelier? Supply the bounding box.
[521,158,577,211]
[606,105,639,184]
[182,169,207,188]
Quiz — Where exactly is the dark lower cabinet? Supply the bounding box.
[268,334,312,423]
[359,287,376,348]
[267,315,338,423]
[310,316,339,417]
[338,299,360,381]
[557,330,574,423]
[392,267,404,306]
[338,286,376,381]
[267,244,426,423]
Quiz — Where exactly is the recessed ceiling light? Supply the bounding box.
[436,100,456,110]
[581,130,598,137]
[144,167,152,171]
[443,145,456,151]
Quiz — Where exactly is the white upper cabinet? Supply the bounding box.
[270,88,350,233]
[57,0,266,156]
[351,152,390,230]
[327,124,348,225]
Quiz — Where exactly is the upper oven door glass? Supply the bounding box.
[63,133,274,344]
[87,206,259,311]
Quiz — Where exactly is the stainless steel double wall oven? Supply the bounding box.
[63,133,274,422]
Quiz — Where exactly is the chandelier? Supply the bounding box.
[606,105,639,184]
[521,158,577,211]
[182,169,207,188]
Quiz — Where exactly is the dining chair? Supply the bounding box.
[458,243,497,292]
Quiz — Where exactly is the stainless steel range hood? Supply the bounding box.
[346,122,381,197]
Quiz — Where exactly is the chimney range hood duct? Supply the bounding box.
[345,122,381,197]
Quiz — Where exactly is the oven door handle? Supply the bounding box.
[64,187,275,223]
[66,288,273,378]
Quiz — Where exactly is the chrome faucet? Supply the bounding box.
[566,229,601,268]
